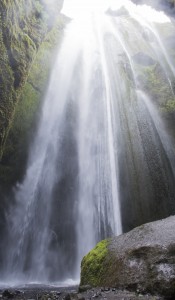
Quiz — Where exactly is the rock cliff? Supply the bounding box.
[0,0,64,159]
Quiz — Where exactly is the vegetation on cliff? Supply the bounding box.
[0,0,67,186]
[0,0,63,159]
[0,14,66,186]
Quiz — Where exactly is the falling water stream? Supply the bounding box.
[1,0,175,286]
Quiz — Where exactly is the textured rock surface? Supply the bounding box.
[0,0,63,158]
[0,1,66,263]
[80,216,175,297]
[0,12,66,187]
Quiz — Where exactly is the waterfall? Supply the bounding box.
[1,0,175,285]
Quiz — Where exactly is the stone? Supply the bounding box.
[80,216,175,298]
[14,290,21,294]
[78,286,91,293]
[2,290,14,298]
[65,294,71,300]
[77,294,85,300]
[92,293,99,298]
[57,292,61,295]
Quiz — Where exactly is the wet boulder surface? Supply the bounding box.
[80,216,175,298]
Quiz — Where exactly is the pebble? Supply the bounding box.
[2,290,14,298]
[15,290,22,294]
[77,293,85,300]
[65,294,71,300]
[92,293,99,298]
[79,286,91,293]
[0,286,165,300]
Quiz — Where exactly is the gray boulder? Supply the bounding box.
[80,216,175,298]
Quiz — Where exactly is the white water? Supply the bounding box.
[1,0,175,284]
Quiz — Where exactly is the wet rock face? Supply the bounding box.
[80,216,175,298]
[0,0,63,158]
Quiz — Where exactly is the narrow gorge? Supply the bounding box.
[0,0,175,297]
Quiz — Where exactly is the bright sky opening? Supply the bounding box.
[62,0,170,23]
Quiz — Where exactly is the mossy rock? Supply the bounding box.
[80,216,175,297]
[136,63,175,113]
[0,0,64,158]
[0,14,67,186]
[80,239,110,287]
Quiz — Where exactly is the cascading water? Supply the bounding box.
[1,0,175,285]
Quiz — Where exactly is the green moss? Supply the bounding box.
[138,63,175,112]
[0,14,66,186]
[0,0,64,159]
[23,33,36,50]
[80,239,109,287]
[27,16,65,92]
[0,14,15,158]
[0,83,39,185]
[162,99,175,113]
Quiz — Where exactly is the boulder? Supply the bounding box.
[80,216,175,298]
